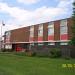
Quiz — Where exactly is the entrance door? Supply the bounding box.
[12,43,29,52]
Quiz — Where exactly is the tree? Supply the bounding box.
[70,1,75,45]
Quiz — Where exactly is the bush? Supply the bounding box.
[36,52,48,57]
[13,51,36,57]
[26,51,36,57]
[49,48,61,58]
[1,49,13,52]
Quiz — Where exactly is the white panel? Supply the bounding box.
[5,45,12,49]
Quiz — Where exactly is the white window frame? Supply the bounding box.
[60,19,68,34]
[38,24,43,37]
[48,22,54,35]
[30,26,34,37]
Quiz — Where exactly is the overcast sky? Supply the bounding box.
[0,0,74,36]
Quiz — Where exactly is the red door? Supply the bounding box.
[15,44,22,52]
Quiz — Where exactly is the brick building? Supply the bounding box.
[4,18,73,55]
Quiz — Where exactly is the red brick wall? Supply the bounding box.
[6,18,72,43]
[43,23,48,41]
[34,25,38,42]
[54,20,60,40]
[10,27,30,42]
[67,18,73,40]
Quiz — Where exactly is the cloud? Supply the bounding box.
[0,2,71,25]
[17,0,40,4]
[57,0,73,8]
[0,0,73,35]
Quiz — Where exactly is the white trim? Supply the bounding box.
[4,40,70,44]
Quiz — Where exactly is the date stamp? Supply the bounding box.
[62,64,75,68]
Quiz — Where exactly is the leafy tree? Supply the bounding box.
[70,1,75,45]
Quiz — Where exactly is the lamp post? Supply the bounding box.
[0,21,5,51]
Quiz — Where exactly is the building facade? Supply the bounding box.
[4,18,73,53]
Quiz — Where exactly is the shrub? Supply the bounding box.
[26,51,36,57]
[1,49,13,52]
[49,48,61,58]
[36,52,48,57]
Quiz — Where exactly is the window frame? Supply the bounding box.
[60,19,68,34]
[48,22,54,35]
[38,24,43,37]
[38,43,43,46]
[60,42,68,45]
[30,26,34,37]
[48,42,55,45]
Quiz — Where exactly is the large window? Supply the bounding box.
[48,22,54,35]
[38,43,43,46]
[60,20,67,34]
[60,42,68,45]
[5,31,11,43]
[30,26,34,37]
[38,24,43,36]
[48,42,55,45]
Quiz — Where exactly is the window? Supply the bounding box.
[60,20,68,34]
[48,22,54,35]
[38,24,43,36]
[48,42,55,45]
[5,31,11,36]
[30,43,34,46]
[60,26,67,34]
[73,8,75,12]
[5,45,12,49]
[30,26,34,37]
[5,31,11,43]
[60,42,68,45]
[38,43,43,46]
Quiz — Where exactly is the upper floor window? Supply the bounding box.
[5,31,11,43]
[5,31,11,36]
[5,31,11,38]
[38,24,43,36]
[30,26,34,37]
[60,20,68,34]
[48,22,54,35]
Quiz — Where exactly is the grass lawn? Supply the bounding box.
[0,53,75,75]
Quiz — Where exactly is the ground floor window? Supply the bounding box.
[60,42,68,45]
[48,42,55,45]
[28,42,68,46]
[5,44,12,49]
[30,43,34,46]
[38,43,43,46]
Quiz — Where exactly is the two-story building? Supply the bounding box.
[4,18,74,57]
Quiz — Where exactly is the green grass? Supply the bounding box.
[0,53,75,75]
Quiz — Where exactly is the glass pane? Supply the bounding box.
[60,42,68,45]
[48,42,55,45]
[60,26,67,34]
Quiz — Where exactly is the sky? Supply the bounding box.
[0,0,74,36]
